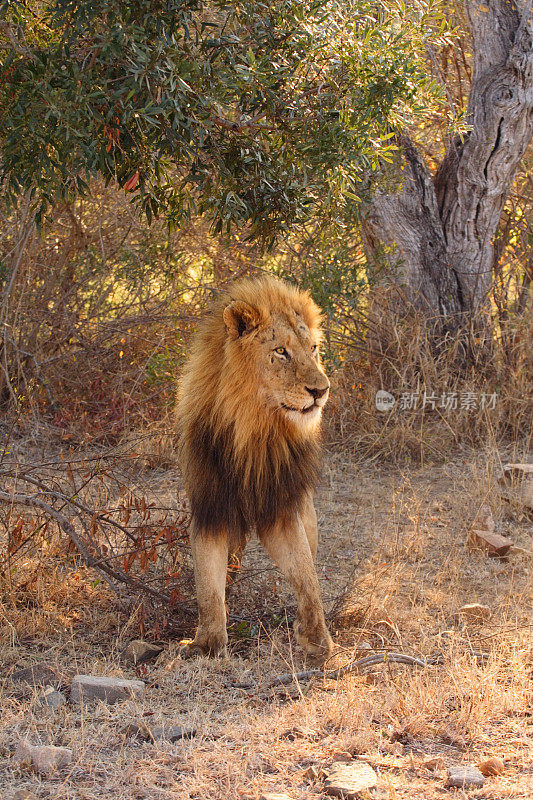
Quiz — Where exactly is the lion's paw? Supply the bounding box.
[179,633,228,660]
[294,621,334,666]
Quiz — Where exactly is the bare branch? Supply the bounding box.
[269,652,438,687]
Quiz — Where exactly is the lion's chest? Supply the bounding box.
[187,422,319,543]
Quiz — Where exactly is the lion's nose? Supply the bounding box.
[306,385,328,400]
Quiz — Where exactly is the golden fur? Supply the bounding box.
[176,276,333,661]
[178,277,325,465]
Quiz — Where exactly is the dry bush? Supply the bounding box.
[0,450,195,640]
[327,289,532,462]
[1,181,530,461]
[0,186,259,444]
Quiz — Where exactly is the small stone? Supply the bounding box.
[71,674,145,704]
[260,794,295,800]
[325,760,378,798]
[123,721,154,741]
[500,463,533,480]
[331,751,353,763]
[35,685,67,710]
[32,745,72,775]
[151,724,197,742]
[120,640,163,666]
[12,662,60,687]
[14,739,72,776]
[469,528,513,556]
[477,756,505,776]
[446,765,485,788]
[456,603,492,621]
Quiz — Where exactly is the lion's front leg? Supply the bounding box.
[259,514,333,665]
[182,526,229,658]
[300,490,318,561]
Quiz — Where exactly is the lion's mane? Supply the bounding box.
[176,277,323,545]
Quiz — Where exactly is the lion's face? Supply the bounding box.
[223,301,329,433]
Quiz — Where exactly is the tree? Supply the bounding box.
[362,0,533,322]
[0,0,440,237]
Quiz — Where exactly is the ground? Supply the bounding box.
[1,449,532,799]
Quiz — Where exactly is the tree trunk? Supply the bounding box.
[363,0,533,323]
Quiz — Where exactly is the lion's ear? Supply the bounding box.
[223,301,263,339]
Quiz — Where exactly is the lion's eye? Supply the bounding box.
[312,344,319,355]
[274,346,289,359]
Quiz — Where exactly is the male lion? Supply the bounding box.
[176,276,333,663]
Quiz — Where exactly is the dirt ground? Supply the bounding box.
[1,448,532,799]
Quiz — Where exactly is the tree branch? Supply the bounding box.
[435,0,533,307]
[0,489,172,602]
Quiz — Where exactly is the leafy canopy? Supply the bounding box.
[1,0,444,235]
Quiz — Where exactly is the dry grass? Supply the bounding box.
[327,296,532,462]
[1,448,532,799]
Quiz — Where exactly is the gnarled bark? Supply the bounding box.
[363,0,533,322]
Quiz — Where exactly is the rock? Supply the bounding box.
[120,640,163,666]
[468,528,513,557]
[324,760,378,798]
[331,751,354,763]
[477,756,505,776]
[445,765,485,788]
[14,739,72,776]
[456,603,492,621]
[14,738,34,764]
[499,464,533,510]
[123,721,154,741]
[11,662,60,687]
[123,720,196,743]
[35,685,67,710]
[13,790,38,800]
[71,674,145,704]
[501,463,533,479]
[260,794,295,800]
[151,724,197,742]
[468,503,515,555]
[31,745,72,776]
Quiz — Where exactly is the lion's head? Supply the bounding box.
[221,279,330,434]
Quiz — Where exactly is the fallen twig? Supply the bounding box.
[270,652,437,687]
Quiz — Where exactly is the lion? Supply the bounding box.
[176,276,333,663]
